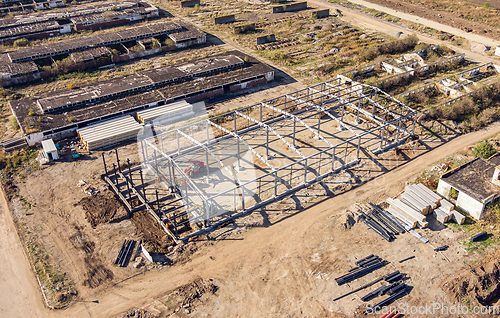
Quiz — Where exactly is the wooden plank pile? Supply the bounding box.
[78,116,143,151]
[386,183,465,229]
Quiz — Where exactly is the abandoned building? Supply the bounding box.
[0,21,205,86]
[9,50,274,143]
[437,154,500,220]
[0,1,158,42]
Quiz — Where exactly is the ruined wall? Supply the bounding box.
[214,15,235,24]
[272,2,307,13]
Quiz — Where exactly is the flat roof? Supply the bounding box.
[41,138,57,152]
[10,51,273,134]
[0,54,38,75]
[8,22,180,62]
[37,72,155,112]
[0,1,143,28]
[0,21,60,39]
[441,155,500,202]
[34,53,242,112]
[70,46,111,63]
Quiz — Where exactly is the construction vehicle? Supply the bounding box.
[71,147,80,159]
[315,112,326,118]
[184,161,205,177]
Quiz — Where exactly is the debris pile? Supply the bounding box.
[441,249,500,307]
[78,180,100,196]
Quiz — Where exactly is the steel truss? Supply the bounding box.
[139,78,418,241]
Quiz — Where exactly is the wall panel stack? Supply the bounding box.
[385,183,464,227]
[137,100,195,124]
[78,116,143,150]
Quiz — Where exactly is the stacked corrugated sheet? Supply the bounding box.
[78,116,143,150]
[136,100,195,124]
[386,183,465,228]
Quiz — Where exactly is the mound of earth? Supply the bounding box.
[441,250,500,306]
[77,191,122,227]
[131,210,174,253]
[164,278,218,314]
[332,210,358,231]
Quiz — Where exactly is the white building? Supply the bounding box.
[41,139,59,161]
[437,154,500,220]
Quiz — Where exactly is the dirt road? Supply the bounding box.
[0,189,46,317]
[342,0,499,48]
[0,122,492,317]
[307,0,498,64]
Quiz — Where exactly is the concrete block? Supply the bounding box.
[181,0,200,7]
[406,185,439,209]
[403,190,431,213]
[400,192,428,214]
[256,34,276,45]
[272,1,307,13]
[433,209,448,224]
[387,198,426,226]
[312,9,329,19]
[439,198,454,212]
[387,206,417,229]
[452,210,465,225]
[214,15,235,24]
[416,183,442,202]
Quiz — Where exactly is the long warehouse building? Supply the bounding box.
[10,50,274,144]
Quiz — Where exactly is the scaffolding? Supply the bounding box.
[105,78,418,241]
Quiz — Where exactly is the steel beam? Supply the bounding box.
[209,121,276,172]
[286,92,359,136]
[234,110,306,159]
[261,102,334,147]
[177,129,242,186]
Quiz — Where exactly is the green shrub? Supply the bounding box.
[13,38,29,47]
[471,141,496,159]
[483,2,491,8]
[450,188,459,200]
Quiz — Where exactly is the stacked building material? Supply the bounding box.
[136,100,196,124]
[386,206,418,229]
[451,211,465,225]
[385,183,463,227]
[386,198,427,228]
[78,116,143,150]
[405,184,439,209]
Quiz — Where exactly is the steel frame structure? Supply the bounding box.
[139,78,418,240]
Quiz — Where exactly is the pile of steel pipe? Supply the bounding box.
[359,208,399,242]
[366,284,412,314]
[115,239,136,267]
[335,255,388,285]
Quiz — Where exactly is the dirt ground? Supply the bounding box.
[346,0,500,41]
[3,0,500,317]
[0,118,499,317]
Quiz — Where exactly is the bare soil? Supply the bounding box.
[131,210,175,253]
[442,249,500,307]
[355,0,500,40]
[77,191,122,228]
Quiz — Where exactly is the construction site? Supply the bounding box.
[101,78,417,242]
[3,0,500,316]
